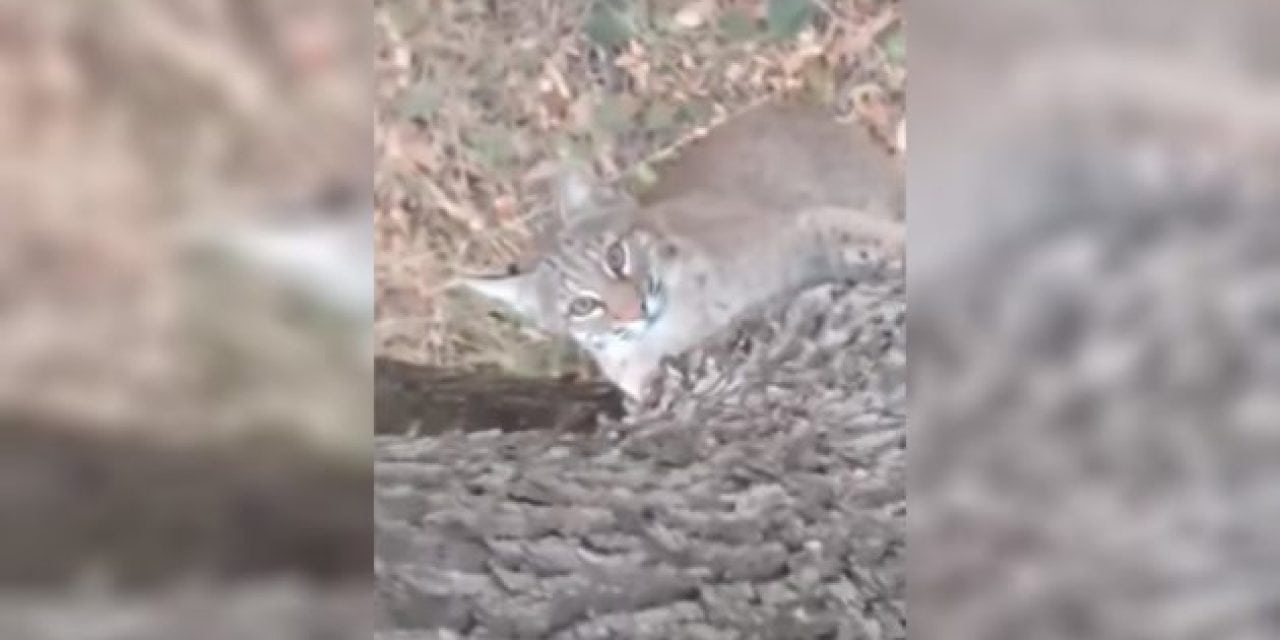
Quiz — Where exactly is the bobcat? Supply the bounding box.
[458,101,904,400]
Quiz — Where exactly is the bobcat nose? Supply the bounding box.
[607,288,645,322]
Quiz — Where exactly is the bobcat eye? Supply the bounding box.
[566,296,602,318]
[603,241,628,277]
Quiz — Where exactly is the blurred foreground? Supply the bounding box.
[0,2,371,638]
[910,1,1280,638]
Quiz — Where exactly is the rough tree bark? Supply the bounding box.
[375,272,907,639]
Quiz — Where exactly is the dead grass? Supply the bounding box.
[374,0,905,377]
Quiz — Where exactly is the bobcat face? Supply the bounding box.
[551,230,668,345]
[457,170,672,355]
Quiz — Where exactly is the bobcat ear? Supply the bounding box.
[555,164,597,215]
[454,266,544,321]
[554,164,632,225]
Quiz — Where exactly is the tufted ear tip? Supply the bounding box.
[552,162,635,227]
[555,163,597,213]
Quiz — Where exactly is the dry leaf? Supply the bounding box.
[725,62,746,83]
[492,194,518,221]
[674,1,711,30]
[421,176,481,231]
[851,82,892,136]
[542,61,572,100]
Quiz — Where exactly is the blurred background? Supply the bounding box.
[910,0,1280,638]
[0,2,371,638]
